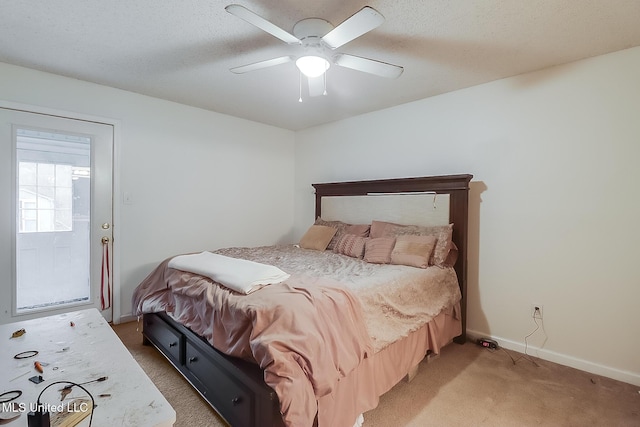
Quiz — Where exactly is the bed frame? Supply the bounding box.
[142,174,472,427]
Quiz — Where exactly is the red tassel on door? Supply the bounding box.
[101,238,111,310]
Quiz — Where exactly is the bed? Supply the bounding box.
[133,174,473,427]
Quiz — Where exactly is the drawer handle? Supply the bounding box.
[169,342,177,347]
[231,397,242,406]
[189,356,198,363]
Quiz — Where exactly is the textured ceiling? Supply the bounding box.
[1,1,640,130]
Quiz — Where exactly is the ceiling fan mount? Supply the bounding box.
[225,4,403,96]
[292,18,333,42]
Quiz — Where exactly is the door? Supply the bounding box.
[0,108,114,323]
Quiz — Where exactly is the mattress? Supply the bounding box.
[217,245,460,350]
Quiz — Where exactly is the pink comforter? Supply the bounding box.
[132,257,373,427]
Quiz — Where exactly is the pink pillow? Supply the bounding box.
[390,235,437,268]
[364,237,396,264]
[315,218,370,250]
[345,224,371,238]
[333,234,367,259]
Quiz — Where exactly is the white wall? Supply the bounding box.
[294,47,640,386]
[0,62,295,321]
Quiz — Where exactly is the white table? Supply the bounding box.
[0,308,175,426]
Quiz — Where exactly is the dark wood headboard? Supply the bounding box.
[312,174,473,343]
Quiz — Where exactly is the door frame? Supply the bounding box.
[0,100,122,324]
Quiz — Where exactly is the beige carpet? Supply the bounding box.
[113,321,639,427]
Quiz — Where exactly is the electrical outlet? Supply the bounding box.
[531,304,543,319]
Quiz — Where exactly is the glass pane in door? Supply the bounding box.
[15,128,91,312]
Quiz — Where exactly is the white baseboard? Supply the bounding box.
[467,329,640,387]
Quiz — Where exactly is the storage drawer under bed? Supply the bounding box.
[142,313,183,365]
[185,338,253,426]
[142,312,283,427]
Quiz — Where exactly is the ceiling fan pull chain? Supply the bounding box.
[298,70,303,102]
[323,72,327,96]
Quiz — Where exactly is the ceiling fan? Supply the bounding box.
[225,4,403,97]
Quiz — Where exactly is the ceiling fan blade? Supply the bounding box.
[225,4,301,45]
[230,56,294,74]
[307,76,326,97]
[334,53,403,78]
[322,6,385,49]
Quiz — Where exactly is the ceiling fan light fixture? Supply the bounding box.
[296,55,330,78]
